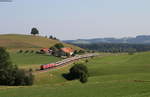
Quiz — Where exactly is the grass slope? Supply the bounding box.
[0,34,81,51]
[1,52,150,97]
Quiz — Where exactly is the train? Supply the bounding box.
[40,53,98,70]
[40,63,59,70]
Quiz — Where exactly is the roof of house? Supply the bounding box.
[61,47,74,53]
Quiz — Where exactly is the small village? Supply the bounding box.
[39,43,86,58]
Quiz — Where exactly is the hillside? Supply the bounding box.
[1,52,150,97]
[0,34,81,51]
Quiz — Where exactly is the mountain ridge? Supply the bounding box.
[64,35,150,44]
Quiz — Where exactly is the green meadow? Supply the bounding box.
[0,52,150,97]
[9,52,61,69]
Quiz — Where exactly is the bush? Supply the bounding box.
[85,59,89,63]
[0,47,34,86]
[18,50,23,53]
[68,63,88,83]
[24,50,29,53]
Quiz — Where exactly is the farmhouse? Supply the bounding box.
[61,47,74,56]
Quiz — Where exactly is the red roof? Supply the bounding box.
[61,47,74,53]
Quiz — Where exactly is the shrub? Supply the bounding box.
[18,50,23,53]
[24,50,29,53]
[85,59,89,63]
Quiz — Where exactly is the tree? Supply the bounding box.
[49,35,53,39]
[54,43,64,49]
[0,47,12,69]
[69,63,88,83]
[31,28,39,35]
[0,47,34,86]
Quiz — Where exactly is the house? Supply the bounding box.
[60,47,74,56]
[40,48,52,54]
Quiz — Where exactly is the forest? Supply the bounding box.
[73,43,150,53]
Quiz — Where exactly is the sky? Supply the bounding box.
[0,0,150,40]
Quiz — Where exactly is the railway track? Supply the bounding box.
[35,53,99,73]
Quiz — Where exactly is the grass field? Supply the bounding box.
[0,34,81,51]
[0,52,150,97]
[10,53,61,66]
[9,52,61,70]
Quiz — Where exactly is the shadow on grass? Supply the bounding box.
[62,73,76,81]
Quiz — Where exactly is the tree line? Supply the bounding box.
[72,43,150,53]
[0,47,34,86]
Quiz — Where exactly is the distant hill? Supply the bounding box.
[64,35,150,44]
[0,34,81,51]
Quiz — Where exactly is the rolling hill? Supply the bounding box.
[1,34,150,97]
[0,34,81,51]
[0,52,150,97]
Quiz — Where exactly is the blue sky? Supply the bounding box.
[0,0,150,40]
